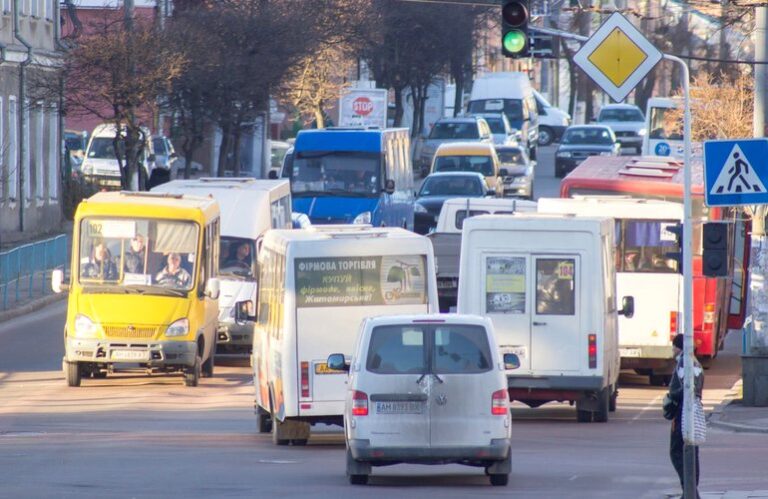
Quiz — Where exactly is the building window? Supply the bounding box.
[48,106,58,200]
[23,0,30,16]
[30,0,37,16]
[35,104,44,200]
[8,96,18,202]
[23,100,30,203]
[2,0,11,14]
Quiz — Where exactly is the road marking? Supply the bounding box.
[632,393,664,422]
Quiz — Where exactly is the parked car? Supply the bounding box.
[419,117,493,177]
[430,142,505,195]
[414,172,491,234]
[467,112,518,146]
[496,145,535,199]
[554,125,620,178]
[595,103,646,153]
[152,135,179,179]
[80,124,157,189]
[328,314,511,486]
[532,90,571,146]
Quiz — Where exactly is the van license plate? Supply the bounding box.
[376,401,423,414]
[314,363,345,375]
[111,350,148,361]
[619,348,641,358]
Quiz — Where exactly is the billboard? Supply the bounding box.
[339,88,388,129]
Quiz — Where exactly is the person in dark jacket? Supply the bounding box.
[667,333,704,497]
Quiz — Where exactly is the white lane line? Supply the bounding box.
[632,393,664,422]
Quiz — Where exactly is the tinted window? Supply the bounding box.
[616,220,679,273]
[484,117,505,134]
[291,151,380,197]
[455,210,489,230]
[367,326,425,374]
[536,258,575,315]
[435,155,494,177]
[598,108,644,122]
[497,148,526,165]
[88,137,123,159]
[152,138,167,154]
[433,325,492,374]
[419,176,484,196]
[562,128,614,145]
[468,99,523,122]
[220,237,256,279]
[429,122,480,140]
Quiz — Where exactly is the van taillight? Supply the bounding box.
[588,334,597,369]
[301,361,310,398]
[703,303,715,330]
[491,389,508,415]
[352,390,369,416]
[670,311,678,339]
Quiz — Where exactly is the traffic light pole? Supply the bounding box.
[530,25,698,498]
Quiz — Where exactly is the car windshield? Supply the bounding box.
[429,122,479,140]
[435,155,495,177]
[78,217,199,294]
[468,99,524,122]
[562,128,614,145]
[290,151,380,197]
[220,237,256,280]
[87,137,124,160]
[419,176,484,196]
[497,148,526,165]
[598,108,644,122]
[483,117,506,134]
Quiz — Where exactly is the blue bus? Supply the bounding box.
[288,128,415,229]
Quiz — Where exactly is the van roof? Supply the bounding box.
[538,196,683,219]
[91,123,151,137]
[364,314,490,328]
[463,212,612,233]
[262,226,432,254]
[470,72,532,101]
[151,179,290,238]
[435,142,496,155]
[294,128,409,153]
[76,191,219,220]
[441,197,537,211]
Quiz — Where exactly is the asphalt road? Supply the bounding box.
[0,299,765,499]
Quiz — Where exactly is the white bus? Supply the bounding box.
[152,178,292,355]
[242,226,439,445]
[538,196,684,385]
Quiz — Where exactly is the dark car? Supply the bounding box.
[414,172,491,234]
[496,145,534,199]
[554,125,620,178]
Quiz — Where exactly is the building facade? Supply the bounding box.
[0,0,63,242]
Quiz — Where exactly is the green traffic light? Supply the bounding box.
[503,30,526,54]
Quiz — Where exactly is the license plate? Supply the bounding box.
[619,348,642,358]
[111,349,148,361]
[314,362,345,375]
[376,401,423,414]
[501,345,527,360]
[437,279,457,289]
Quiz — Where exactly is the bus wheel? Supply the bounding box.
[202,349,215,378]
[609,387,618,412]
[593,388,610,423]
[271,417,290,446]
[63,359,82,387]
[256,408,272,434]
[184,356,201,387]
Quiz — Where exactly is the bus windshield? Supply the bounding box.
[648,107,683,140]
[78,217,199,294]
[291,151,381,198]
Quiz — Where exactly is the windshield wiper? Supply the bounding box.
[124,284,187,298]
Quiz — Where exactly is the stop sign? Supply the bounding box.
[352,97,374,116]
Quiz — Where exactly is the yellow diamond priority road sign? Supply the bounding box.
[573,12,662,103]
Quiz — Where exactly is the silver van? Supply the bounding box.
[328,314,511,486]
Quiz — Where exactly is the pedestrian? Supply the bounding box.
[666,333,704,498]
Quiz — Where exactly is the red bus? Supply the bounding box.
[560,156,750,367]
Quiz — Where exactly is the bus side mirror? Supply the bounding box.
[327,353,350,372]
[205,277,221,300]
[384,179,395,195]
[234,300,256,325]
[268,170,278,179]
[503,353,520,370]
[51,269,69,293]
[619,296,634,318]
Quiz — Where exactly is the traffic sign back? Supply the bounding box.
[704,138,768,206]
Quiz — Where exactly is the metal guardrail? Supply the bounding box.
[0,234,68,310]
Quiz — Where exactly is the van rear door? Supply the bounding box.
[530,256,581,372]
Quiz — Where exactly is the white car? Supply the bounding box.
[596,103,646,154]
[328,314,512,486]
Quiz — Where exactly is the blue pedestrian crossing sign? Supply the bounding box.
[704,138,768,206]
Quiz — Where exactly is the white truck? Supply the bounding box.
[428,198,536,312]
[457,214,634,422]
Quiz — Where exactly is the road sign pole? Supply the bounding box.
[664,53,698,499]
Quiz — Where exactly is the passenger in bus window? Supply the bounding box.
[124,234,147,274]
[82,241,119,280]
[155,252,192,288]
[624,251,639,271]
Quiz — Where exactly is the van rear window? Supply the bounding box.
[367,326,425,374]
[433,325,492,374]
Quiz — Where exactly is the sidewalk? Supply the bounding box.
[709,380,768,434]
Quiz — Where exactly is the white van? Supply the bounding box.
[537,196,683,385]
[242,226,439,444]
[467,72,539,160]
[457,214,634,422]
[80,124,157,189]
[532,90,571,146]
[152,178,292,355]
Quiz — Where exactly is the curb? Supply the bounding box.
[707,380,768,434]
[0,293,67,324]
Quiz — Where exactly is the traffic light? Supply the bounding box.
[702,222,728,277]
[665,223,684,275]
[502,0,530,58]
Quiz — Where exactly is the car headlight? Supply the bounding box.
[556,151,572,158]
[414,203,428,213]
[73,314,98,338]
[599,151,613,156]
[353,211,372,224]
[165,318,189,337]
[638,128,647,136]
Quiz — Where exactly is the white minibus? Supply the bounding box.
[152,178,292,355]
[241,226,439,444]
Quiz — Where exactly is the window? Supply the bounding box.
[270,196,291,229]
[615,220,680,274]
[30,0,37,16]
[220,236,256,280]
[455,210,489,230]
[23,101,30,203]
[367,325,425,374]
[485,256,526,314]
[44,0,50,19]
[35,105,43,200]
[48,106,58,200]
[22,0,29,15]
[536,258,576,316]
[434,325,492,374]
[8,96,17,202]
[2,0,11,13]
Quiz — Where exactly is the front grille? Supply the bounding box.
[615,131,638,138]
[103,325,159,339]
